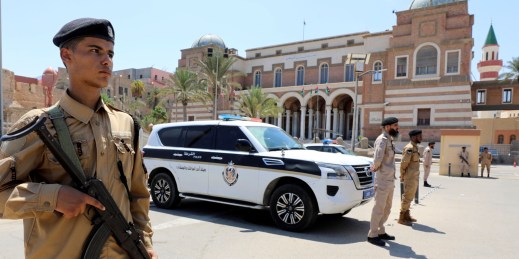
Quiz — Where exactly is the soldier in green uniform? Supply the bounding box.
[0,18,157,258]
[398,129,422,226]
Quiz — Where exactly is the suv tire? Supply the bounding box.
[269,184,317,232]
[150,172,181,209]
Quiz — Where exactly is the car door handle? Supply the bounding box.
[211,156,223,160]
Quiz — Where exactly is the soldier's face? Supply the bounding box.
[387,123,399,137]
[413,134,422,143]
[62,37,114,90]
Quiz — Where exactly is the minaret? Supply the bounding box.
[477,24,502,81]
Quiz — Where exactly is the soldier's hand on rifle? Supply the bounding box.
[400,174,405,182]
[147,249,159,259]
[55,185,105,218]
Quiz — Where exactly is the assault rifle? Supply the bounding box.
[459,154,469,165]
[0,117,150,259]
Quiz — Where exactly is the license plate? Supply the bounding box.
[363,188,375,199]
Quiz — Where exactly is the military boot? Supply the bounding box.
[461,173,464,177]
[405,210,417,222]
[398,211,412,226]
[468,173,471,177]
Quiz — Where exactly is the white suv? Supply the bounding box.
[143,115,374,231]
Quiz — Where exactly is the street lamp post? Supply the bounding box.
[351,68,387,152]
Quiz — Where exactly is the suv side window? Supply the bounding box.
[323,146,335,153]
[215,126,248,151]
[306,146,318,151]
[184,125,215,149]
[158,126,185,147]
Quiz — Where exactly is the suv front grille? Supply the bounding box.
[352,165,374,189]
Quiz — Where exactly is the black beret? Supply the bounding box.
[53,18,115,47]
[429,141,436,145]
[409,129,422,137]
[381,117,398,126]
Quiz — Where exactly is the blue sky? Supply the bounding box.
[2,0,516,80]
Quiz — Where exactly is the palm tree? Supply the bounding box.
[196,51,242,119]
[130,80,146,100]
[238,86,282,119]
[146,86,161,109]
[499,57,519,83]
[162,69,211,121]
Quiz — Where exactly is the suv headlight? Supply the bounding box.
[317,162,352,180]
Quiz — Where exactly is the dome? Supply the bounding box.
[43,67,57,75]
[191,34,226,49]
[409,0,465,10]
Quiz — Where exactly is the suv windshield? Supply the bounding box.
[335,146,355,155]
[247,126,304,151]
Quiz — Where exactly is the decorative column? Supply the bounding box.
[292,111,299,137]
[333,108,339,139]
[316,110,321,139]
[325,105,332,139]
[277,111,283,128]
[300,106,307,140]
[285,110,291,134]
[308,109,314,140]
[339,110,345,138]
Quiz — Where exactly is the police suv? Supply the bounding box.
[142,115,374,231]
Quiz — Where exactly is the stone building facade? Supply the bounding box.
[177,0,474,142]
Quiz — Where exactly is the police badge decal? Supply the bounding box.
[222,161,239,186]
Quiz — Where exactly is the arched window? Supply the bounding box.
[296,66,305,86]
[416,45,438,76]
[345,64,354,82]
[274,68,282,87]
[498,134,504,144]
[510,135,516,144]
[319,63,329,84]
[254,71,262,87]
[373,61,383,81]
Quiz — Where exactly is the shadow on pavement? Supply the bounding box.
[151,200,371,245]
[386,241,427,259]
[411,223,446,234]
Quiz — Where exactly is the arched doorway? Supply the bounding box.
[307,95,326,140]
[281,97,302,138]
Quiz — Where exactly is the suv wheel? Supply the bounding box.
[150,172,180,209]
[269,184,317,232]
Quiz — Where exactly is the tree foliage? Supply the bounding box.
[131,80,146,99]
[238,86,282,119]
[196,51,243,118]
[160,69,211,121]
[499,57,519,83]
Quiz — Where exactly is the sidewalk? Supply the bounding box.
[348,163,519,258]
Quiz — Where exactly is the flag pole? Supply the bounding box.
[303,19,306,40]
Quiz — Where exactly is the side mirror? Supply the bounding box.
[236,139,254,152]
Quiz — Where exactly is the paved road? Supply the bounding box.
[1,164,518,258]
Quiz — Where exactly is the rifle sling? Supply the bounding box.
[47,106,86,180]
